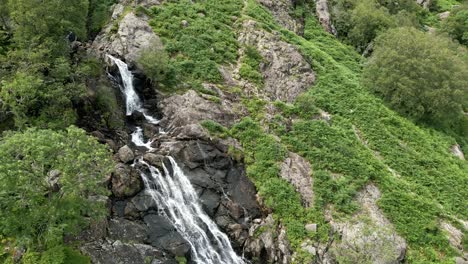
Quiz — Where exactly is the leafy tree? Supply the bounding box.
[441,4,468,46]
[363,27,468,131]
[348,0,396,52]
[8,0,89,55]
[0,127,113,251]
[0,70,84,129]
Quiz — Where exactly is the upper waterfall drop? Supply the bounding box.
[107,55,143,116]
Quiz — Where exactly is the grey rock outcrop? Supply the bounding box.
[108,218,148,243]
[243,215,293,264]
[159,90,236,131]
[316,0,337,35]
[324,184,407,263]
[238,20,315,103]
[441,221,465,254]
[258,0,303,33]
[451,144,465,160]
[280,152,314,207]
[416,0,431,8]
[93,12,161,63]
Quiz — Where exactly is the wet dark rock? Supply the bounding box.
[160,138,262,251]
[81,240,176,264]
[127,111,146,124]
[199,189,221,217]
[131,191,158,212]
[108,218,148,243]
[144,214,191,257]
[143,153,165,169]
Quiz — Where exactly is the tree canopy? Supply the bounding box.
[0,126,113,250]
[363,27,468,132]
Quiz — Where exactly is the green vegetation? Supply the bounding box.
[441,3,468,46]
[0,127,113,263]
[363,27,468,133]
[88,0,117,37]
[147,0,243,85]
[239,46,264,86]
[137,44,176,89]
[0,1,119,262]
[330,0,427,52]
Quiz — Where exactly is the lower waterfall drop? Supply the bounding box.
[139,158,245,264]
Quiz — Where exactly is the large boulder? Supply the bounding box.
[112,163,143,197]
[238,20,315,103]
[144,214,191,257]
[118,145,135,163]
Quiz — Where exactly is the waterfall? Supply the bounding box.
[140,158,244,264]
[108,54,244,264]
[107,55,142,116]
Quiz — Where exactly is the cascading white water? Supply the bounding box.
[108,54,244,264]
[108,54,160,147]
[107,55,142,116]
[140,158,245,264]
[131,127,155,150]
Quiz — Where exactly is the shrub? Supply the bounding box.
[362,27,468,131]
[348,0,396,52]
[440,3,468,46]
[137,44,176,89]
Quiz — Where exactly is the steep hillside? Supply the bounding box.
[0,0,466,264]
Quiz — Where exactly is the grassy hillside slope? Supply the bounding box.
[140,0,467,262]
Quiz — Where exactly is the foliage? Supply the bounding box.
[363,27,468,132]
[8,0,89,55]
[87,0,117,37]
[0,69,84,129]
[239,46,264,86]
[440,3,468,46]
[230,118,324,262]
[137,44,176,89]
[348,0,396,52]
[0,127,113,252]
[330,0,425,52]
[148,0,243,85]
